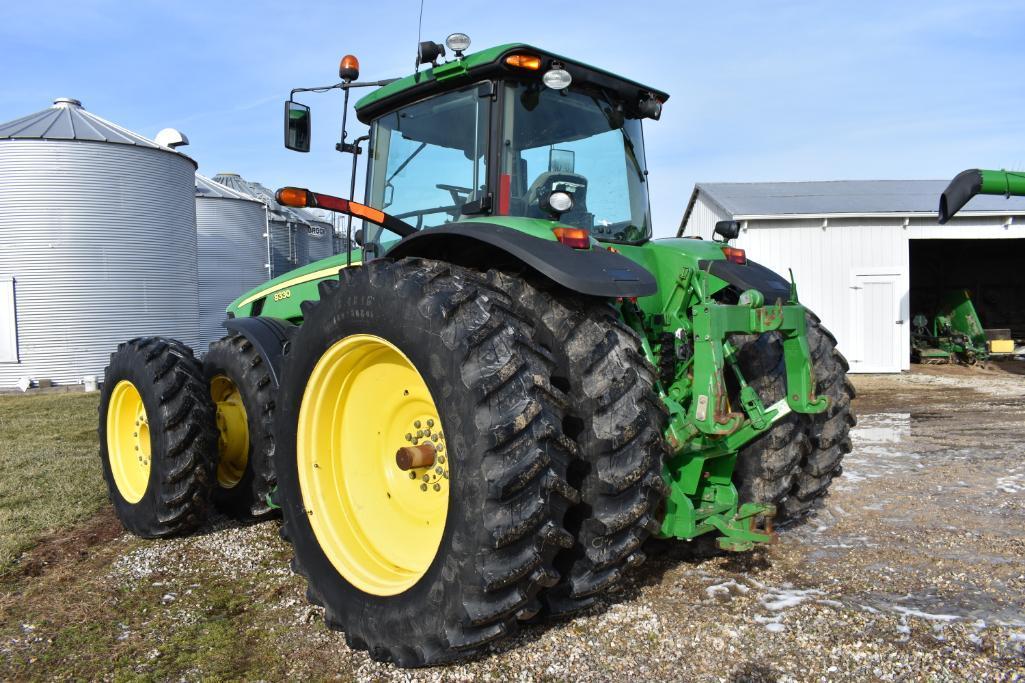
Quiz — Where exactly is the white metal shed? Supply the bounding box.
[679,180,1025,373]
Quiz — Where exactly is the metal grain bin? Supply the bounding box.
[0,98,200,389]
[195,174,270,348]
[305,217,336,263]
[212,172,332,277]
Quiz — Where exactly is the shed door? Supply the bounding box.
[850,270,903,373]
[0,277,17,363]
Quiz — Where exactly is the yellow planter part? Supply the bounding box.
[989,339,1014,354]
[297,334,449,596]
[211,374,249,488]
[106,380,152,504]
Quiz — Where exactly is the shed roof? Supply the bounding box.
[0,98,196,166]
[683,179,1025,230]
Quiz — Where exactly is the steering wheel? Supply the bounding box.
[436,183,473,205]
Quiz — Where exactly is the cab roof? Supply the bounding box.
[354,43,669,124]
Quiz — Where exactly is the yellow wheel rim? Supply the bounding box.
[297,334,450,596]
[106,380,152,504]
[211,374,249,489]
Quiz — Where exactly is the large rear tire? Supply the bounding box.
[274,259,577,666]
[203,334,278,521]
[730,313,855,522]
[485,272,669,616]
[99,337,217,538]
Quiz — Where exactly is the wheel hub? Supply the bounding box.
[297,334,450,596]
[210,375,249,489]
[106,380,152,504]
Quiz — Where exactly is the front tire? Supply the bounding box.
[274,259,577,666]
[99,337,217,538]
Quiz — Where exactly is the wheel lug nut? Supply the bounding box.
[437,444,444,453]
[409,471,416,479]
[416,430,424,438]
[405,433,413,442]
[414,420,422,429]
[420,483,428,491]
[422,474,430,482]
[435,466,444,475]
[433,483,441,492]
[438,455,445,464]
[427,419,434,427]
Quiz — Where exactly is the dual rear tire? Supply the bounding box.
[274,259,578,666]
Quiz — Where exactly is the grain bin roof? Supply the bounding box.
[212,172,325,225]
[687,180,1025,220]
[0,98,197,167]
[196,174,262,202]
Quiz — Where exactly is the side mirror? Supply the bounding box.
[549,148,575,174]
[284,100,311,153]
[714,220,741,242]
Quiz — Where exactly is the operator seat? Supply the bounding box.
[524,172,591,226]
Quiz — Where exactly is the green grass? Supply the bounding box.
[0,391,107,568]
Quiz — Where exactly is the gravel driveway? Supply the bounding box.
[2,367,1023,681]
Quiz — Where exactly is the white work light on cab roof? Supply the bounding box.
[542,67,572,90]
[445,33,471,57]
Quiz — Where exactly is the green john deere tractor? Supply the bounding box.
[98,37,855,666]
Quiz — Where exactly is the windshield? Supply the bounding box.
[365,83,490,247]
[499,81,652,243]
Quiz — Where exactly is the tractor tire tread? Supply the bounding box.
[99,337,217,538]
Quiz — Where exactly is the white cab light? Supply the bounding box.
[542,68,572,90]
[445,33,471,56]
[548,191,574,213]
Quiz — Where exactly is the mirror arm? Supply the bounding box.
[290,78,399,100]
[344,134,371,268]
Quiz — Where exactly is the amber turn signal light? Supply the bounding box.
[552,227,590,249]
[276,187,311,208]
[505,54,542,70]
[722,246,747,264]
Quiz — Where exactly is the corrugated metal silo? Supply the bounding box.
[195,174,270,348]
[304,211,337,263]
[212,172,333,277]
[0,98,200,389]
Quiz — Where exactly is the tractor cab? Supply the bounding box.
[284,40,667,257]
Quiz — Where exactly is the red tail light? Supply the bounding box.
[722,246,746,264]
[552,227,590,249]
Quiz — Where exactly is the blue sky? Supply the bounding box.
[2,0,1023,237]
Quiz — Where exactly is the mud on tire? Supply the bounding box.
[730,314,856,522]
[99,337,218,538]
[274,258,578,666]
[486,272,669,616]
[203,334,278,521]
[788,314,856,518]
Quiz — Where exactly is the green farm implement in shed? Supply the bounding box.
[98,36,855,666]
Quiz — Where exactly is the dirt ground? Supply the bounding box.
[1,366,1023,681]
